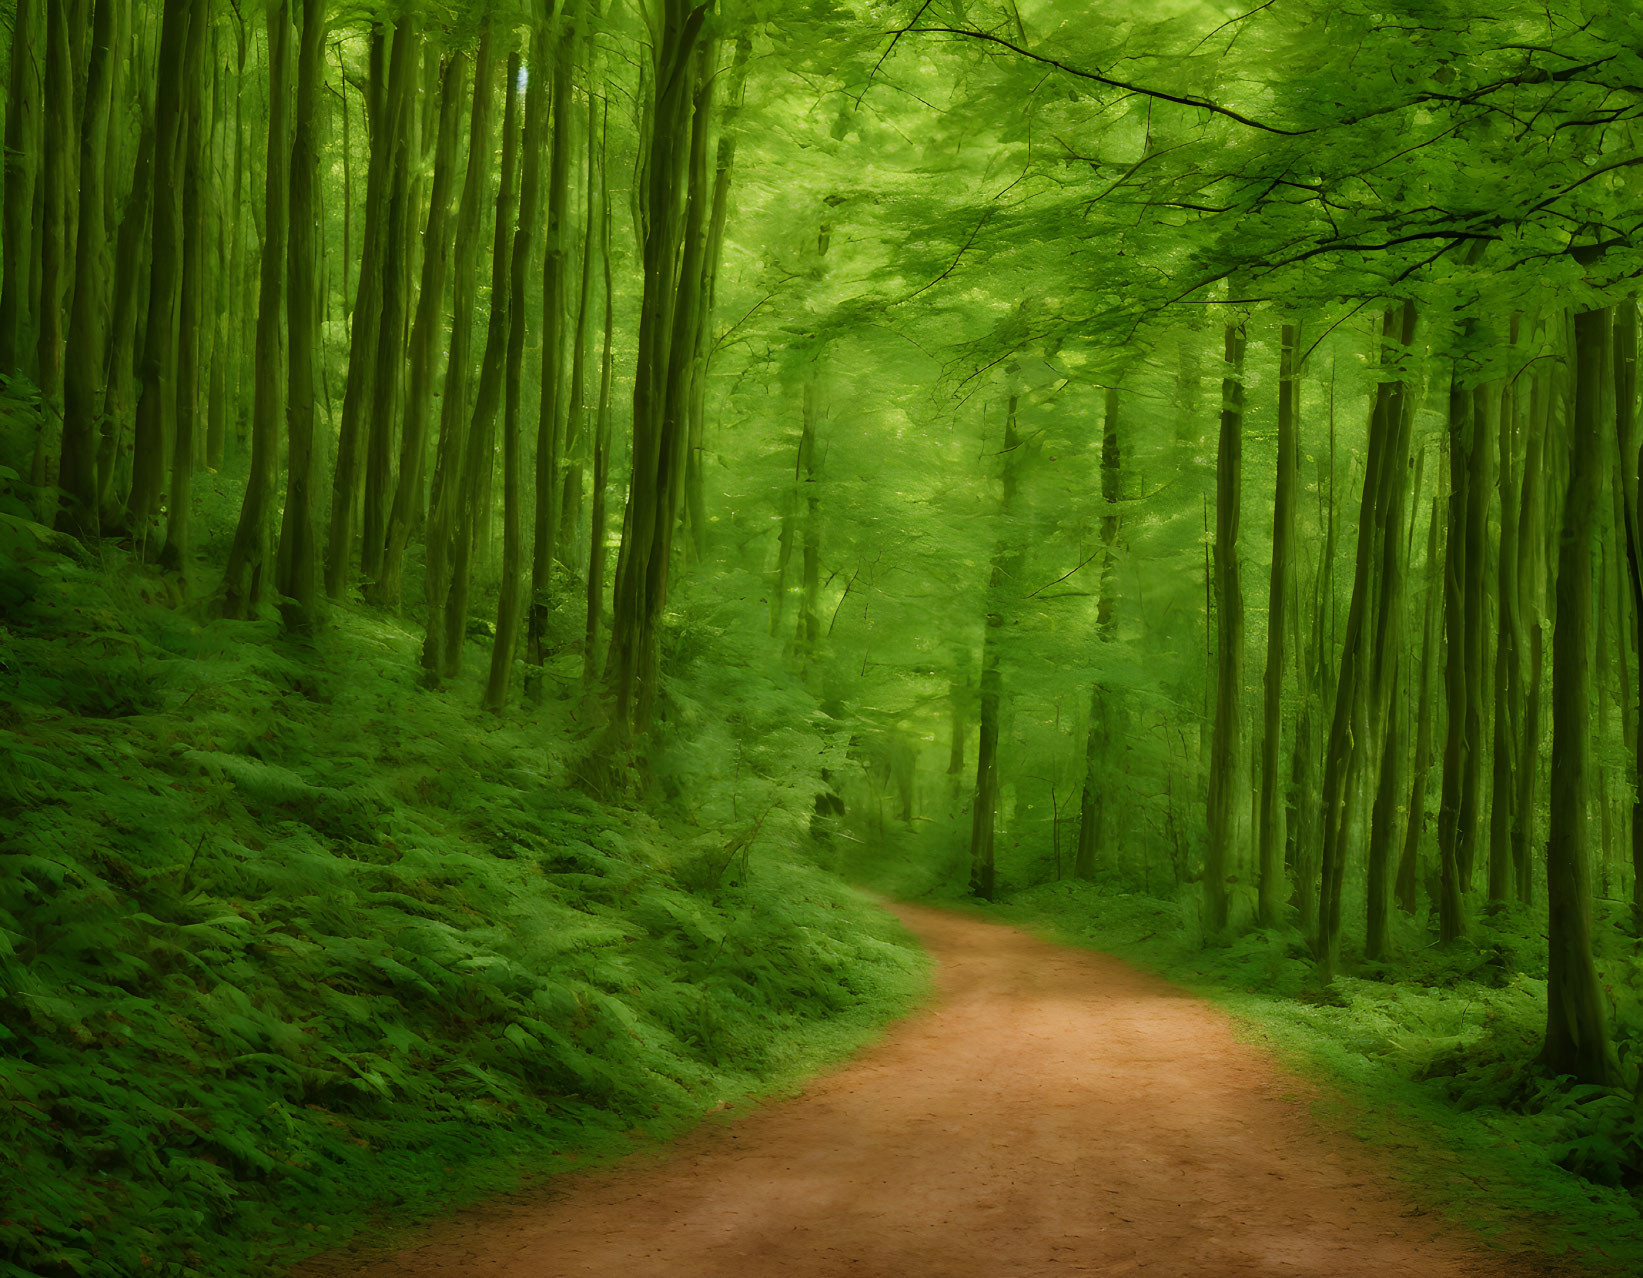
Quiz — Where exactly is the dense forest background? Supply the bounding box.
[6,0,1643,1272]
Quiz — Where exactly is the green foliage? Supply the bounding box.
[0,541,926,1277]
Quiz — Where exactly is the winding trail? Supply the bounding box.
[304,902,1543,1277]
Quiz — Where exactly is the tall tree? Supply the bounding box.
[274,0,328,631]
[487,9,555,714]
[1204,320,1246,934]
[1541,306,1619,1086]
[422,27,497,679]
[1256,326,1299,928]
[222,0,290,617]
[969,389,1023,902]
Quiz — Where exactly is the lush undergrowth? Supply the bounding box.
[0,522,927,1278]
[838,820,1643,1275]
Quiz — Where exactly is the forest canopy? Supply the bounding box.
[5,0,1643,1271]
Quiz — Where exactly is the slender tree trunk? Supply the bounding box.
[373,53,464,608]
[1541,306,1619,1086]
[1397,479,1445,914]
[99,110,153,519]
[0,0,40,374]
[57,0,117,534]
[677,33,752,564]
[422,28,495,679]
[273,0,326,631]
[970,392,1022,902]
[1516,363,1551,906]
[359,16,417,586]
[1489,325,1525,904]
[1435,366,1478,942]
[159,3,212,577]
[324,25,390,599]
[1205,321,1247,934]
[31,0,75,511]
[442,47,520,677]
[1074,385,1121,879]
[128,0,196,542]
[1257,326,1299,926]
[583,103,614,686]
[1316,305,1416,975]
[559,33,601,577]
[1363,303,1419,961]
[527,2,578,685]
[221,0,290,617]
[605,3,713,736]
[486,13,554,715]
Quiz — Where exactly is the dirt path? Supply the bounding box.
[301,902,1541,1277]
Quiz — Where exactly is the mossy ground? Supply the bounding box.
[0,523,928,1278]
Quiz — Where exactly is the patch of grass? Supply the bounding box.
[0,534,928,1277]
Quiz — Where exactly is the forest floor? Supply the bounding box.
[293,903,1561,1277]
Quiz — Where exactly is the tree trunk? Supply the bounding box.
[31,0,75,512]
[359,16,417,587]
[1489,325,1525,903]
[373,52,464,609]
[1362,303,1418,961]
[442,46,521,677]
[222,0,290,617]
[127,0,195,542]
[1397,479,1445,914]
[324,24,391,599]
[57,0,117,534]
[583,100,615,687]
[1205,321,1247,934]
[0,0,40,375]
[527,2,578,685]
[1435,367,1477,942]
[421,28,496,680]
[605,3,713,736]
[1257,325,1299,927]
[273,0,327,631]
[486,12,554,715]
[159,1,213,578]
[970,392,1022,902]
[1541,306,1619,1086]
[1074,385,1121,879]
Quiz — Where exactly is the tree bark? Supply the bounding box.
[1257,326,1299,927]
[441,46,520,677]
[222,0,290,617]
[373,52,464,609]
[486,12,554,715]
[970,392,1022,902]
[127,0,196,542]
[1074,385,1121,880]
[57,0,117,534]
[0,0,41,375]
[274,0,327,631]
[422,28,496,679]
[1541,306,1619,1086]
[1205,321,1247,935]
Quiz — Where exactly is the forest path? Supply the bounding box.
[302,902,1539,1277]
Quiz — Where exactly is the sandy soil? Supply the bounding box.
[295,901,1547,1277]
